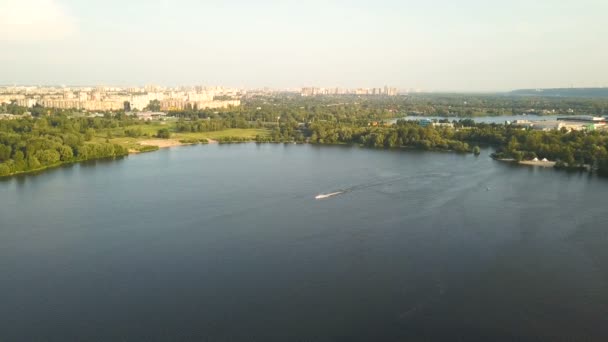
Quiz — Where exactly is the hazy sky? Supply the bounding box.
[1,0,607,91]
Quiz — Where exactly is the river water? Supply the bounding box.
[394,114,561,124]
[1,144,607,341]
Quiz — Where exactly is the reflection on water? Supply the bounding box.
[0,156,127,185]
[79,156,127,168]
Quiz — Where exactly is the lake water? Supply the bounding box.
[1,144,608,341]
[394,114,561,124]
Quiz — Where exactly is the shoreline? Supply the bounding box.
[129,138,218,154]
[519,160,556,167]
[494,157,557,168]
[139,139,185,148]
[0,156,127,179]
[0,143,598,179]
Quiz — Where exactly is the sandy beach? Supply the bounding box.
[139,139,184,148]
[519,160,556,167]
[127,138,215,154]
[495,158,556,167]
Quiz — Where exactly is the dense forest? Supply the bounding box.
[262,119,608,175]
[165,93,608,121]
[0,115,129,176]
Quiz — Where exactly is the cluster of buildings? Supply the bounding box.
[512,116,608,132]
[418,119,454,128]
[301,86,399,97]
[408,116,608,132]
[134,111,167,121]
[0,85,242,112]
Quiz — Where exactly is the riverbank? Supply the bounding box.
[100,128,264,154]
[519,160,556,167]
[139,139,184,148]
[494,157,556,168]
[0,127,267,177]
[1,141,604,179]
[0,155,128,178]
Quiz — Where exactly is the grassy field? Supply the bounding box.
[92,122,270,151]
[175,128,268,140]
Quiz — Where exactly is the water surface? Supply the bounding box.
[1,144,607,341]
[394,114,561,124]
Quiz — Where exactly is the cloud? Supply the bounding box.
[0,0,77,41]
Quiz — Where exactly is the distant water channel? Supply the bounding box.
[1,144,608,341]
[394,114,561,124]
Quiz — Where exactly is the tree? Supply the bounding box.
[27,155,41,170]
[35,149,60,165]
[506,136,519,153]
[0,144,11,162]
[385,132,399,148]
[30,104,46,117]
[125,127,143,137]
[58,145,74,161]
[13,151,26,172]
[84,128,95,141]
[145,100,161,112]
[373,133,385,148]
[512,151,523,162]
[0,163,10,176]
[157,128,171,139]
[473,146,481,156]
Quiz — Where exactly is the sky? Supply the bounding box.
[1,0,607,91]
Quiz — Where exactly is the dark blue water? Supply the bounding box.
[1,144,608,341]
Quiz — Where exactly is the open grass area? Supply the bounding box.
[175,128,269,140]
[91,123,270,151]
[89,136,145,150]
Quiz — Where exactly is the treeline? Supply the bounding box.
[166,93,608,122]
[252,120,500,152]
[167,95,400,124]
[3,101,608,177]
[174,119,253,133]
[216,136,250,143]
[398,94,608,117]
[0,116,128,176]
[254,118,608,175]
[304,121,470,151]
[490,128,608,173]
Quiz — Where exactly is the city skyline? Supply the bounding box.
[1,0,608,91]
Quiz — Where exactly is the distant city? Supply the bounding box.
[300,86,400,97]
[0,85,408,112]
[0,85,243,112]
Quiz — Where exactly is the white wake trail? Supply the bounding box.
[314,191,344,200]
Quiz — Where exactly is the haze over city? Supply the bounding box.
[1,0,607,91]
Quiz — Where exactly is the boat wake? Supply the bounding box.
[314,175,403,200]
[314,172,451,200]
[314,191,344,200]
